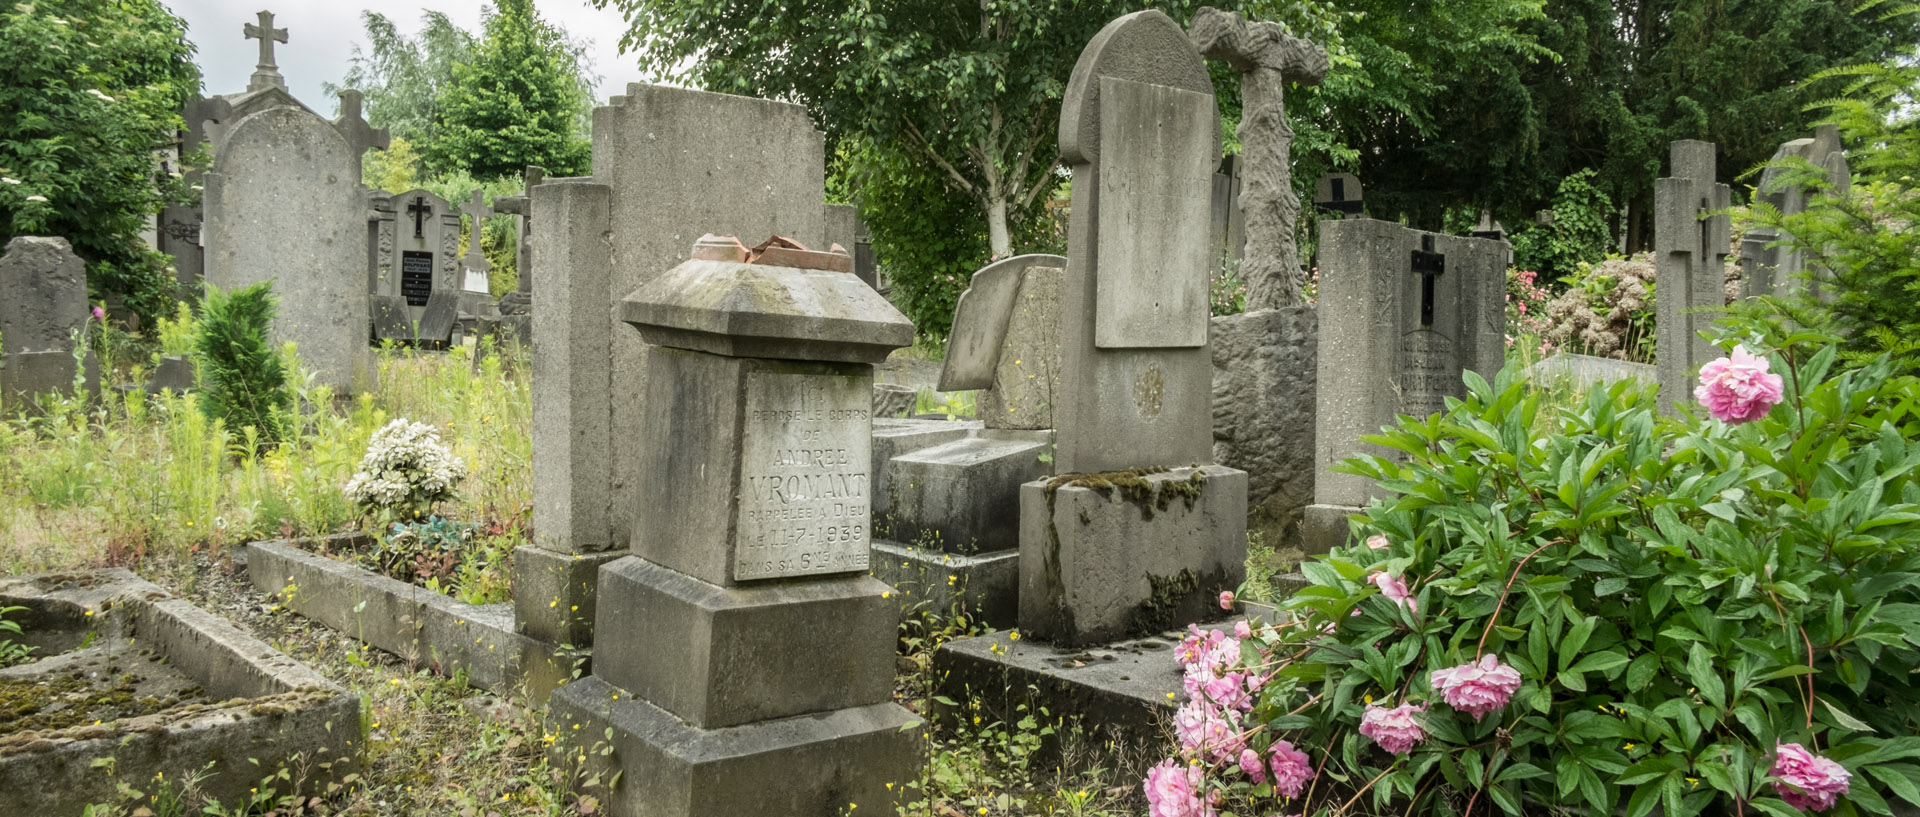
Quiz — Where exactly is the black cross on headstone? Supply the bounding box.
[407,196,431,239]
[1411,234,1446,328]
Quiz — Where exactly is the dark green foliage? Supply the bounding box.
[193,282,289,447]
[372,516,477,588]
[1511,169,1615,280]
[327,11,475,152]
[0,0,200,326]
[427,0,590,178]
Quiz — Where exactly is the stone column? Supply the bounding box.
[551,238,918,817]
[1654,141,1730,416]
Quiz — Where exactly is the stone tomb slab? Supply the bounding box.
[1093,77,1213,350]
[940,254,1067,391]
[0,570,359,817]
[869,540,1021,628]
[882,431,1052,554]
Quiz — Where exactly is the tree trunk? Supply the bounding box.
[985,196,1011,260]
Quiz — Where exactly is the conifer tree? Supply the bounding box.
[427,0,591,178]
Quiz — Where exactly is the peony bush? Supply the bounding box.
[1150,319,1920,816]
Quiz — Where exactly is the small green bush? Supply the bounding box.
[193,282,290,447]
[1512,169,1616,283]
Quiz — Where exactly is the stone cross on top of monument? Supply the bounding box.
[459,190,491,272]
[243,10,288,93]
[1190,6,1328,311]
[332,89,390,165]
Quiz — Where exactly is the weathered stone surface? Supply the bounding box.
[204,106,372,392]
[593,84,826,551]
[532,180,616,556]
[872,383,917,419]
[1053,11,1219,474]
[1523,352,1656,392]
[0,350,96,411]
[589,557,897,729]
[978,265,1065,431]
[883,431,1052,554]
[511,546,628,646]
[823,203,859,258]
[871,418,977,519]
[551,677,918,817]
[1019,466,1248,646]
[0,569,360,817]
[869,541,1020,628]
[1305,219,1505,554]
[619,258,913,365]
[1191,6,1328,310]
[1744,126,1849,301]
[147,355,194,394]
[1209,306,1316,550]
[1654,140,1731,416]
[941,254,1067,391]
[0,236,88,355]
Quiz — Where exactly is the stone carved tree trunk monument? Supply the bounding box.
[550,238,919,817]
[1190,6,1329,310]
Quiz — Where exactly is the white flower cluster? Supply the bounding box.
[343,419,467,510]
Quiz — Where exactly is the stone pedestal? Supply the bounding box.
[556,239,918,817]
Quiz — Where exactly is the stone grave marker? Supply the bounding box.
[159,95,233,287]
[331,89,389,174]
[203,105,372,392]
[1314,172,1363,218]
[550,238,917,817]
[492,165,545,339]
[368,189,462,345]
[1654,140,1731,416]
[1743,125,1848,300]
[1191,6,1328,310]
[1208,153,1245,267]
[0,237,96,407]
[242,9,287,93]
[1302,220,1506,553]
[1017,9,1249,646]
[456,190,496,318]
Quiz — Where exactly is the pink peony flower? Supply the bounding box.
[1173,698,1243,761]
[1771,743,1850,811]
[1267,740,1314,799]
[1234,620,1252,640]
[1369,571,1417,614]
[1219,590,1236,610]
[1365,534,1390,550]
[1239,748,1267,783]
[1144,758,1211,817]
[1695,345,1785,424]
[1358,702,1427,755]
[1429,654,1523,721]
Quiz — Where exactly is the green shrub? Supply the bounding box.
[193,282,290,447]
[1159,322,1920,815]
[1512,169,1615,283]
[0,605,34,667]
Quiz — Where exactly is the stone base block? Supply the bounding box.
[551,676,919,817]
[1019,466,1247,647]
[1302,503,1362,555]
[883,431,1051,554]
[870,539,1019,629]
[498,314,531,345]
[1,349,98,411]
[592,557,896,729]
[512,546,629,646]
[871,418,977,519]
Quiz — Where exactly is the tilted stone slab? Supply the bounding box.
[939,254,1067,391]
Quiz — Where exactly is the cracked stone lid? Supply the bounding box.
[620,235,914,364]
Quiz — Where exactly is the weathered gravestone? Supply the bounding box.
[456,190,497,322]
[0,237,96,407]
[1015,9,1250,647]
[1211,305,1317,553]
[203,105,373,392]
[1301,220,1506,554]
[158,95,233,287]
[1314,172,1364,219]
[550,239,918,817]
[1209,153,1246,267]
[1191,5,1329,310]
[367,189,462,345]
[1654,140,1731,416]
[492,166,545,342]
[516,85,824,650]
[1742,125,1849,301]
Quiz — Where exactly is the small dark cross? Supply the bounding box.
[407,196,431,239]
[243,11,287,71]
[1411,234,1446,328]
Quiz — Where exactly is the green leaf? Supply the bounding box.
[1569,650,1631,675]
[1560,615,1597,673]
[1822,699,1878,733]
[1866,764,1920,807]
[1687,643,1727,710]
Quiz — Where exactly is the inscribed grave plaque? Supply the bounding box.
[1398,331,1458,418]
[734,371,872,581]
[400,251,434,306]
[1094,76,1213,349]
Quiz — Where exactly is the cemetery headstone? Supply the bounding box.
[0,237,96,406]
[159,95,234,287]
[203,105,372,392]
[456,190,497,319]
[1209,153,1245,267]
[1191,6,1329,310]
[1314,172,1364,219]
[368,189,461,345]
[1654,140,1731,416]
[203,11,314,152]
[550,238,917,817]
[1018,9,1249,646]
[1742,125,1848,300]
[1302,220,1506,554]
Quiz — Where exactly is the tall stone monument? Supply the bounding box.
[1742,125,1849,300]
[1191,6,1329,310]
[492,165,545,342]
[368,188,462,345]
[1301,221,1507,553]
[457,190,496,318]
[1016,10,1249,646]
[550,239,918,817]
[0,237,95,407]
[1654,140,1731,416]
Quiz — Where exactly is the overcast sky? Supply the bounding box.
[172,0,658,116]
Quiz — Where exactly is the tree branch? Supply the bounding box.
[902,118,980,198]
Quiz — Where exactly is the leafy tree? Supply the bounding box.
[194,281,290,448]
[0,0,199,325]
[325,11,474,156]
[1511,168,1615,280]
[428,0,594,178]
